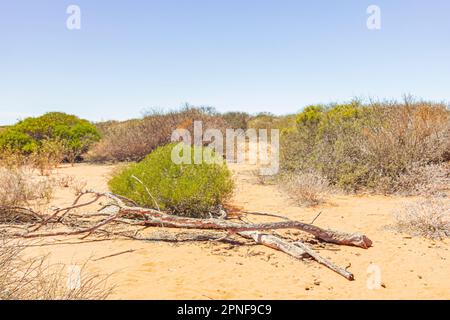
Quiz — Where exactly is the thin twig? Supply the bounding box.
[93,249,136,261]
[131,175,160,211]
[310,211,322,225]
[242,210,291,220]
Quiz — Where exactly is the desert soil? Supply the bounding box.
[21,162,449,299]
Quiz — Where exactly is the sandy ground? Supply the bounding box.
[20,162,450,300]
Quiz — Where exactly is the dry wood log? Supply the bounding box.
[118,206,372,249]
[238,231,307,258]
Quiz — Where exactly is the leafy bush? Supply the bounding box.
[0,112,100,163]
[88,107,228,162]
[108,143,234,218]
[281,100,450,192]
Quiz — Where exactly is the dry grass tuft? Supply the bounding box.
[281,171,331,207]
[0,167,53,223]
[252,169,276,185]
[0,238,114,300]
[55,175,87,196]
[394,198,450,240]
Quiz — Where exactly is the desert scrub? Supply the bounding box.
[0,167,53,223]
[108,143,234,218]
[0,237,113,300]
[0,112,100,163]
[393,198,450,240]
[88,106,227,162]
[281,99,450,193]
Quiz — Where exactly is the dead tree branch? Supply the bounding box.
[2,191,372,281]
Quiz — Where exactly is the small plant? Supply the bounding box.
[0,167,53,222]
[108,143,234,218]
[252,169,275,185]
[57,175,76,188]
[30,139,66,175]
[281,171,330,207]
[393,198,450,240]
[0,148,29,169]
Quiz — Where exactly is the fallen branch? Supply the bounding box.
[3,191,372,282]
[118,205,372,249]
[239,231,307,258]
[294,241,354,280]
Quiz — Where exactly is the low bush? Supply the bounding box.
[280,171,330,207]
[281,99,450,192]
[222,111,251,130]
[108,143,234,218]
[0,112,100,163]
[0,166,54,223]
[393,198,450,240]
[88,106,228,162]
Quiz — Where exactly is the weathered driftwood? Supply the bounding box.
[239,231,307,258]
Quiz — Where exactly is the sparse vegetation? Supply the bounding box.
[394,198,450,240]
[108,143,234,218]
[0,167,53,223]
[0,237,113,300]
[88,106,227,162]
[281,99,450,193]
[222,111,251,130]
[248,113,296,133]
[280,171,330,207]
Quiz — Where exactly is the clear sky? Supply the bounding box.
[0,0,449,124]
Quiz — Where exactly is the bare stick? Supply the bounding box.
[239,231,307,259]
[131,175,160,211]
[294,241,354,280]
[93,249,136,261]
[310,211,322,225]
[242,211,291,220]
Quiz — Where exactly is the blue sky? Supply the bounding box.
[0,0,449,124]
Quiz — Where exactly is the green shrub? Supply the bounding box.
[108,143,234,218]
[0,112,100,162]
